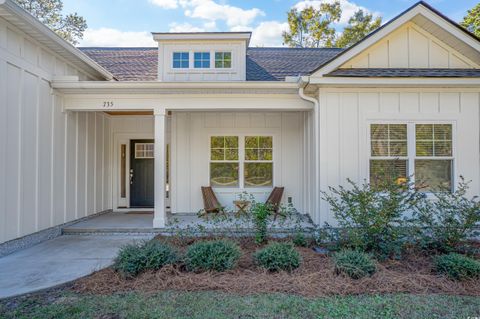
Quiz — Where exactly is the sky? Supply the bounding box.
[61,0,479,47]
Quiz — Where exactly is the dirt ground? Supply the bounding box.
[72,236,480,297]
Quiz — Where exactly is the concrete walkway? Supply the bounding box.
[0,234,154,299]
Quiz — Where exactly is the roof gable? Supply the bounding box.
[341,22,478,69]
[311,1,480,77]
[0,0,113,80]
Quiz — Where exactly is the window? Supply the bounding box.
[135,143,154,159]
[210,136,239,187]
[209,135,274,188]
[215,52,231,68]
[369,123,453,192]
[244,136,273,187]
[370,124,408,188]
[172,52,189,68]
[415,124,453,192]
[194,52,210,68]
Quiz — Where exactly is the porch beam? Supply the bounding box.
[153,107,167,228]
[60,94,312,112]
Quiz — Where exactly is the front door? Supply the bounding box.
[130,139,154,207]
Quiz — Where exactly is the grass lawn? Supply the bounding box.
[1,291,479,319]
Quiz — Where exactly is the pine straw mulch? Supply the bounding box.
[72,236,480,298]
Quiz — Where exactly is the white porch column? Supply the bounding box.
[153,107,167,228]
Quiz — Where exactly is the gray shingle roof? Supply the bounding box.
[79,47,158,81]
[79,47,344,81]
[79,47,480,81]
[327,68,480,77]
[246,47,343,81]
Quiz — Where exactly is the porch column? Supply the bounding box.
[153,107,166,228]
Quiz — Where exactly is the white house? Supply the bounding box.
[1,0,480,247]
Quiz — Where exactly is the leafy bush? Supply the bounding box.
[114,240,178,278]
[333,249,376,279]
[322,178,422,259]
[254,242,301,272]
[412,177,480,252]
[434,253,480,280]
[293,231,309,247]
[251,202,271,244]
[185,240,241,272]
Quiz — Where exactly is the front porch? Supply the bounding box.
[62,211,316,235]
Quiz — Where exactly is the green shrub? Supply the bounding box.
[322,178,422,259]
[293,231,309,247]
[185,240,241,272]
[251,202,271,244]
[254,242,301,272]
[434,253,480,280]
[412,177,480,252]
[333,249,376,279]
[114,240,178,278]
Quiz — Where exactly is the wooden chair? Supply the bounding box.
[266,187,285,220]
[199,186,225,218]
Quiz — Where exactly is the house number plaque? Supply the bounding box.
[103,101,114,108]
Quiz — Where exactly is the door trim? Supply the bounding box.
[113,133,154,209]
[130,139,155,208]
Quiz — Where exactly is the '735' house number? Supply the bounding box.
[103,101,114,108]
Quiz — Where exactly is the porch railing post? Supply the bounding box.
[153,107,166,228]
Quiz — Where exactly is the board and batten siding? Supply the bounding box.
[0,16,112,244]
[342,22,479,69]
[171,112,305,214]
[317,88,480,225]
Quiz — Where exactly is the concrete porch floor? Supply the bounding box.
[63,211,315,235]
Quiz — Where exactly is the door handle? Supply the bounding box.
[130,169,134,185]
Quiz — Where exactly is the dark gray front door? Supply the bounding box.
[130,139,154,207]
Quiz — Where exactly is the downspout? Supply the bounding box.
[297,76,320,225]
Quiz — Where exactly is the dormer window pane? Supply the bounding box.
[194,52,210,68]
[215,52,232,68]
[173,52,189,68]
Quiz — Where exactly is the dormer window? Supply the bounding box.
[173,52,189,68]
[215,52,232,68]
[194,52,210,68]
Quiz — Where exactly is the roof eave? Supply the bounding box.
[310,1,480,77]
[0,0,114,81]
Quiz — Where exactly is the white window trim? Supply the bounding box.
[367,121,457,192]
[172,51,189,69]
[193,51,211,69]
[209,136,240,188]
[209,134,275,189]
[171,50,233,71]
[134,142,155,159]
[214,51,233,70]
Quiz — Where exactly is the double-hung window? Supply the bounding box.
[209,135,273,188]
[244,136,273,187]
[369,123,453,192]
[210,136,239,187]
[370,124,408,188]
[215,52,231,68]
[194,52,210,68]
[415,124,453,192]
[172,52,189,68]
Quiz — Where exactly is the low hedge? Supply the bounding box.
[113,240,178,278]
[434,253,480,280]
[185,240,241,272]
[333,249,376,279]
[254,242,301,272]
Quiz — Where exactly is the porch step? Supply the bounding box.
[62,227,160,235]
[61,226,315,237]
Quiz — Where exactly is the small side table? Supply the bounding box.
[233,200,251,217]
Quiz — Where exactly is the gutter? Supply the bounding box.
[296,76,320,223]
